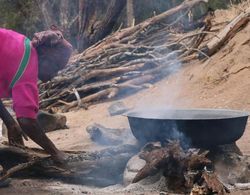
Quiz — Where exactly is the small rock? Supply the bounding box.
[123,155,146,186]
[37,110,68,132]
[86,123,125,145]
[126,155,146,172]
[108,101,129,116]
[123,154,162,186]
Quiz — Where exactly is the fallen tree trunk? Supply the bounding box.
[201,7,250,57]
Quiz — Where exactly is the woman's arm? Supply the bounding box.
[0,99,26,146]
[0,100,66,163]
[17,117,66,163]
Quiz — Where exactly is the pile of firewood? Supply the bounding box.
[39,0,250,112]
[132,141,229,194]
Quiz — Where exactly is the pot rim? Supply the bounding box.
[124,108,249,120]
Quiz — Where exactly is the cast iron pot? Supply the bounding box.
[126,108,249,147]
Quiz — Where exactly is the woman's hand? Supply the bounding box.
[7,120,28,147]
[0,99,27,147]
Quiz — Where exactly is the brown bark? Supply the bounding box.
[37,0,56,28]
[201,171,228,195]
[77,0,126,52]
[126,0,134,27]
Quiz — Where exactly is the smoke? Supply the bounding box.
[83,53,189,188]
[84,7,198,187]
[132,50,184,109]
[125,44,194,148]
[165,121,191,149]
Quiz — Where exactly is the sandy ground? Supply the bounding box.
[1,4,250,195]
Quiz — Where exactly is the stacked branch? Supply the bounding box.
[39,0,250,112]
[39,0,212,112]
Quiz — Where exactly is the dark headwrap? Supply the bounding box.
[31,26,73,71]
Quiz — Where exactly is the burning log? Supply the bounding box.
[132,141,211,183]
[190,170,229,195]
[39,0,213,112]
[131,141,231,194]
[132,143,170,183]
[200,170,229,194]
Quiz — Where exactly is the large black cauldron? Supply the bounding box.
[126,109,249,147]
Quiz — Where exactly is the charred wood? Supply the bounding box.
[0,144,139,187]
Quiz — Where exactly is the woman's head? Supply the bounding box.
[32,26,73,82]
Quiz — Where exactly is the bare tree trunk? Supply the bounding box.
[77,0,89,52]
[60,0,70,30]
[127,0,134,27]
[37,0,56,28]
[77,0,126,52]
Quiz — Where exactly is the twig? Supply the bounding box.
[72,88,82,108]
[0,159,40,182]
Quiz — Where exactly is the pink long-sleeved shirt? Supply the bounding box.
[0,28,39,119]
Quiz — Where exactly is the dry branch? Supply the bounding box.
[202,7,250,57]
[201,170,228,195]
[63,88,119,111]
[0,160,39,182]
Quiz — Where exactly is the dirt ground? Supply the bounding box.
[1,5,250,195]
